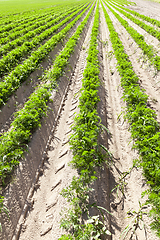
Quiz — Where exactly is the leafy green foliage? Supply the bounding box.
[111,0,160,28]
[0,7,76,56]
[0,4,82,46]
[110,0,135,6]
[109,2,160,41]
[105,1,160,71]
[121,201,148,239]
[0,4,88,78]
[0,2,91,107]
[59,4,112,239]
[102,1,160,237]
[0,0,95,225]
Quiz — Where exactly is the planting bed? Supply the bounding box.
[1,0,160,239]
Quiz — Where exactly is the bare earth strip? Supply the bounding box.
[128,0,160,21]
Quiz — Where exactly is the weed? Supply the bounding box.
[121,202,148,240]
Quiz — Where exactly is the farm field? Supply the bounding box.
[0,0,160,239]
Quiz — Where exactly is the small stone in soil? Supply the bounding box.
[111,203,117,210]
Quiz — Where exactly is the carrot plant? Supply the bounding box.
[0,3,88,78]
[0,195,9,232]
[0,11,65,54]
[0,3,91,107]
[0,5,65,33]
[59,4,112,239]
[105,0,160,71]
[0,4,80,42]
[121,201,148,239]
[0,8,59,42]
[111,0,160,28]
[108,1,160,41]
[102,1,160,237]
[0,0,95,223]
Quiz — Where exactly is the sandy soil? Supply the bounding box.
[129,0,160,21]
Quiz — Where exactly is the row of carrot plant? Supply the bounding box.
[0,3,88,78]
[0,6,61,34]
[59,3,111,239]
[0,9,61,44]
[0,0,94,215]
[0,2,81,30]
[109,1,160,41]
[102,1,160,237]
[105,1,160,71]
[0,3,91,107]
[111,0,160,28]
[0,3,85,44]
[0,6,55,26]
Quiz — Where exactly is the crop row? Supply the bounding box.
[102,1,160,237]
[0,8,59,39]
[109,1,160,41]
[0,2,79,32]
[111,0,160,28]
[0,3,84,42]
[0,3,91,106]
[0,4,62,27]
[105,1,160,71]
[0,8,61,43]
[59,3,111,239]
[0,6,61,34]
[0,0,94,211]
[0,4,84,73]
[0,13,58,48]
[110,0,135,6]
